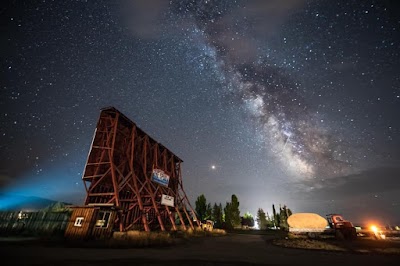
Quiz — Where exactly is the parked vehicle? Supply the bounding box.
[288,213,357,240]
[201,220,214,231]
[326,214,357,240]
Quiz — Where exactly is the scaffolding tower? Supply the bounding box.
[82,107,200,232]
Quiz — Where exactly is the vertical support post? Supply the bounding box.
[178,163,200,228]
[165,205,177,231]
[130,126,150,232]
[182,205,195,230]
[144,137,166,231]
[175,205,186,231]
[109,112,120,208]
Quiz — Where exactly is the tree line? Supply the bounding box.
[256,204,292,230]
[195,194,292,230]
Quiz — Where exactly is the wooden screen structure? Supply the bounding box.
[82,107,200,232]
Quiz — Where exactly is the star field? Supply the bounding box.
[1,0,400,223]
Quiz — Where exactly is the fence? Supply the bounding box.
[0,211,72,236]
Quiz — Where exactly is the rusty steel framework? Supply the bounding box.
[82,107,200,232]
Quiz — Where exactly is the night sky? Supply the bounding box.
[1,0,400,224]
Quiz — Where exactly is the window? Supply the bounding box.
[335,216,344,222]
[74,217,84,227]
[95,211,111,228]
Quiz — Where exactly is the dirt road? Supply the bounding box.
[1,234,398,265]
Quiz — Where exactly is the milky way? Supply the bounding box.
[169,0,356,186]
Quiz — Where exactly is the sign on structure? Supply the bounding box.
[151,169,170,187]
[161,194,174,207]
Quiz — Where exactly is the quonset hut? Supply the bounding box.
[65,107,200,239]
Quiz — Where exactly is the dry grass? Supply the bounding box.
[180,228,227,238]
[273,235,400,255]
[211,229,227,236]
[286,232,334,240]
[108,228,227,248]
[273,238,346,252]
[110,230,173,247]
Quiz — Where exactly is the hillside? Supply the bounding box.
[0,193,72,211]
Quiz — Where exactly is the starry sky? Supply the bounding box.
[1,0,400,224]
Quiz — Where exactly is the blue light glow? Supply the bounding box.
[0,156,86,210]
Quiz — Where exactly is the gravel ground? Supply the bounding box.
[273,237,400,255]
[1,233,399,265]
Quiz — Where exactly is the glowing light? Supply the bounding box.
[370,225,386,240]
[370,225,378,233]
[0,159,86,210]
[211,165,216,170]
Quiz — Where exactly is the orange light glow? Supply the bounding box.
[370,225,378,233]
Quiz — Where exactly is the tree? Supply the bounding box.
[212,203,223,228]
[224,194,241,229]
[279,205,293,231]
[224,202,232,229]
[231,195,241,227]
[42,202,71,212]
[287,207,293,217]
[256,208,268,230]
[265,212,275,228]
[272,204,280,228]
[241,212,255,228]
[205,203,212,220]
[195,194,207,221]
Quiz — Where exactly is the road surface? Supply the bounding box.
[1,233,398,265]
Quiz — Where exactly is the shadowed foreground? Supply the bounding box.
[1,234,399,265]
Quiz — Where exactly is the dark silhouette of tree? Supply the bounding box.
[195,194,207,221]
[256,208,268,230]
[272,204,280,228]
[224,202,232,229]
[279,205,292,231]
[224,194,241,229]
[241,212,255,228]
[265,212,273,228]
[230,194,241,227]
[212,203,223,228]
[206,203,212,220]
